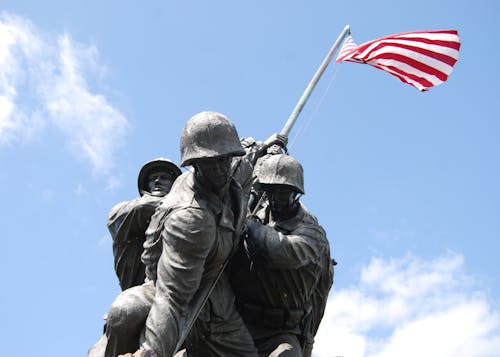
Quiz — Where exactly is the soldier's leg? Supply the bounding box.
[186,309,258,357]
[105,281,155,357]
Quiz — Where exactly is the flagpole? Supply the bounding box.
[280,25,351,136]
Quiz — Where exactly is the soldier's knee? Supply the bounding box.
[106,303,128,332]
[106,301,143,334]
[106,286,152,335]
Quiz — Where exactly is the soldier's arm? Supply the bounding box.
[245,218,327,269]
[107,200,130,238]
[240,134,287,166]
[109,197,162,288]
[108,197,157,244]
[142,207,216,357]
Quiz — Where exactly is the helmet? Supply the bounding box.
[256,154,305,194]
[180,111,245,167]
[137,158,182,195]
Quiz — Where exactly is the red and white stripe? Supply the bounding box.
[335,30,460,91]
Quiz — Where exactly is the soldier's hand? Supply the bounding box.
[245,216,262,234]
[263,133,288,149]
[266,144,284,155]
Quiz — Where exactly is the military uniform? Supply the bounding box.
[108,193,163,290]
[231,154,333,357]
[231,202,331,356]
[104,112,283,357]
[142,165,257,357]
[108,158,181,290]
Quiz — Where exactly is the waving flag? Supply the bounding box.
[335,30,460,91]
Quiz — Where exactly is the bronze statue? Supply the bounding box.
[108,158,181,290]
[104,111,286,357]
[88,158,181,357]
[231,154,333,357]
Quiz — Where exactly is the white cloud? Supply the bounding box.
[0,12,128,175]
[0,13,45,144]
[44,34,128,174]
[314,253,500,357]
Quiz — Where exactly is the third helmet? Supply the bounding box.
[256,154,305,194]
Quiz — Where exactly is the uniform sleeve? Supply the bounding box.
[143,206,216,356]
[245,218,327,270]
[106,201,129,238]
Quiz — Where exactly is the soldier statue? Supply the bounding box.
[231,154,333,357]
[108,158,182,290]
[104,111,286,357]
[88,158,181,357]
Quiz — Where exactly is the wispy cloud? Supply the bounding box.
[0,14,46,144]
[314,253,500,357]
[0,12,128,176]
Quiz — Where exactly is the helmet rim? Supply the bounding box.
[137,158,182,195]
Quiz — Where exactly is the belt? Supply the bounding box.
[238,301,309,329]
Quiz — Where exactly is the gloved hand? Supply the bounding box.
[263,133,288,149]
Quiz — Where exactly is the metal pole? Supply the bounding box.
[280,25,351,136]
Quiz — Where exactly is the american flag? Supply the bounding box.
[335,30,461,91]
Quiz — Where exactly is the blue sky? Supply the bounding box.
[1,1,499,356]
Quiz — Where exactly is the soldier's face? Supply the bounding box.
[194,156,232,191]
[147,172,175,196]
[265,186,296,216]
